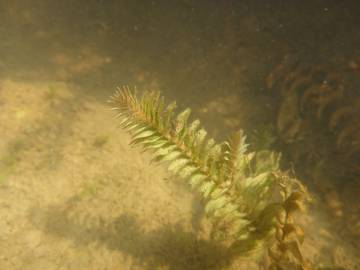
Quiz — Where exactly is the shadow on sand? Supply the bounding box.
[29,196,239,270]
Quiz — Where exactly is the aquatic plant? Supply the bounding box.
[266,55,360,179]
[109,87,310,269]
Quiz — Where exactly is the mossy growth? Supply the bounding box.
[109,87,311,270]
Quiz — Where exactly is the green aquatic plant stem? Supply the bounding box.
[110,86,310,269]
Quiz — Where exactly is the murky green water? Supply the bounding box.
[0,1,359,269]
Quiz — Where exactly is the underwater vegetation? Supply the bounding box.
[110,87,311,270]
[266,55,360,181]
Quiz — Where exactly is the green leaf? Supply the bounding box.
[152,145,178,162]
[210,187,228,200]
[131,134,159,146]
[160,150,183,162]
[175,108,191,133]
[205,196,230,215]
[132,128,156,140]
[189,172,207,188]
[199,181,216,198]
[164,101,177,130]
[178,164,198,178]
[188,119,200,134]
[231,218,251,234]
[195,129,207,149]
[168,158,189,174]
[212,202,240,219]
[123,121,142,132]
[142,139,169,150]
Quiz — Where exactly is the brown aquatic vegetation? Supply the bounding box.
[110,87,311,269]
[266,55,360,179]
